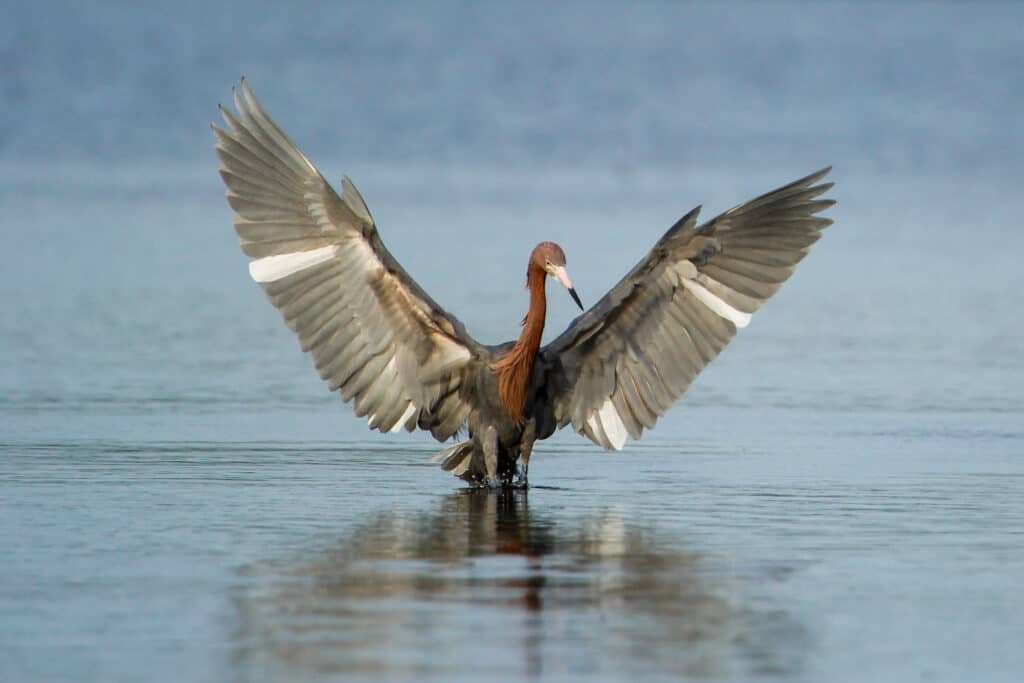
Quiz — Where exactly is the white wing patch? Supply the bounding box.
[682,278,752,328]
[392,402,417,432]
[586,397,628,451]
[369,402,417,433]
[249,245,338,283]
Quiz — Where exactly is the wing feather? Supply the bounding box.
[214,80,482,440]
[540,168,834,450]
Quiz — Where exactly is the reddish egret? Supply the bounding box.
[214,80,834,486]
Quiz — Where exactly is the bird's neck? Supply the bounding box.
[493,264,547,424]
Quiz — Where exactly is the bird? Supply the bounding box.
[213,80,835,487]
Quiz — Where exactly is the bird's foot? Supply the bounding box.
[514,464,529,489]
[479,471,525,489]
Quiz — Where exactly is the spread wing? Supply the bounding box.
[213,80,481,440]
[538,168,834,449]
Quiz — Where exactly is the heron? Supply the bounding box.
[213,80,834,487]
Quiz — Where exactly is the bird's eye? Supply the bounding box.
[545,259,552,267]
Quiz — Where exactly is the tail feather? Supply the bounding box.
[431,440,518,486]
[431,441,477,478]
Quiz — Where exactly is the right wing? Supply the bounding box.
[539,168,835,449]
[213,80,481,440]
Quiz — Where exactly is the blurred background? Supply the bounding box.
[2,0,1021,425]
[2,2,1022,682]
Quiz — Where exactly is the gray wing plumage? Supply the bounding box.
[213,80,480,440]
[539,168,835,450]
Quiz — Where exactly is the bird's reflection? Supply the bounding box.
[233,489,793,681]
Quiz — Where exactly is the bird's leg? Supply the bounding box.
[516,419,536,488]
[483,426,500,487]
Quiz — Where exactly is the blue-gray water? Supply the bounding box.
[2,2,1022,681]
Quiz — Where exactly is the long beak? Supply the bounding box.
[551,265,584,311]
[568,287,583,310]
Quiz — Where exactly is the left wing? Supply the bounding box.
[213,80,485,439]
[538,168,835,449]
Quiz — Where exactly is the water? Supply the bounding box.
[2,2,1023,681]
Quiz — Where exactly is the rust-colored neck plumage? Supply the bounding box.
[492,263,547,424]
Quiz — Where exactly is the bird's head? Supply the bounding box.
[532,241,583,310]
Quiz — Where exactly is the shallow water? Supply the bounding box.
[4,409,1022,682]
[3,2,1024,682]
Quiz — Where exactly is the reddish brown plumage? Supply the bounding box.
[492,242,567,424]
[492,265,547,423]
